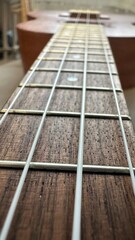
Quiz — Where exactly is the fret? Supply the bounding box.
[54,37,107,42]
[48,44,111,50]
[31,67,117,75]
[56,26,105,32]
[19,83,122,92]
[49,48,112,54]
[39,57,114,64]
[45,49,112,56]
[53,39,109,45]
[0,109,131,120]
[0,161,135,175]
[54,36,108,40]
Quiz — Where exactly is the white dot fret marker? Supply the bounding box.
[73,54,81,59]
[67,76,78,82]
[63,32,70,36]
[77,40,83,43]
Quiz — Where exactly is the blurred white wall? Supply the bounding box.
[30,0,135,13]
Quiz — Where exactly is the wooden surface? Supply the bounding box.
[1,171,135,240]
[110,37,135,89]
[0,23,135,240]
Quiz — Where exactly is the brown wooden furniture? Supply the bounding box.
[0,20,135,240]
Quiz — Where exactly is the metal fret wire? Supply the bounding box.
[54,38,108,42]
[0,109,130,120]
[53,40,109,45]
[45,49,112,56]
[18,83,122,92]
[0,160,135,175]
[47,44,110,50]
[0,24,65,126]
[72,13,89,240]
[54,35,106,39]
[97,18,135,195]
[40,57,114,64]
[0,16,81,240]
[32,68,117,75]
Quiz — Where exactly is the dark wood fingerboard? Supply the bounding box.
[0,22,135,240]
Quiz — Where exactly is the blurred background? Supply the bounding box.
[0,0,135,62]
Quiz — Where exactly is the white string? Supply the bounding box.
[72,11,89,240]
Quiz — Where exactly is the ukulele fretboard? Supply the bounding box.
[0,20,135,240]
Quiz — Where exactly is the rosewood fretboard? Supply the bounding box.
[0,19,135,240]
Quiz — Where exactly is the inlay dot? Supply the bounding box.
[67,76,78,82]
[73,55,81,59]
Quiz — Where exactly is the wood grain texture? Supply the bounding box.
[0,23,135,240]
[22,71,121,88]
[1,171,135,240]
[5,87,127,114]
[0,116,134,166]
